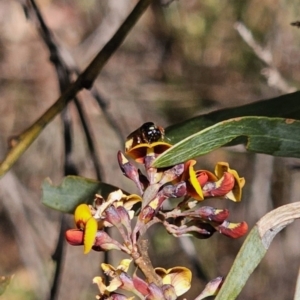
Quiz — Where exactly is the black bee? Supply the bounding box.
[125,122,165,152]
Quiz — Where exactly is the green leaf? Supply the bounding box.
[153,116,300,168]
[215,202,300,300]
[42,176,122,214]
[165,91,300,143]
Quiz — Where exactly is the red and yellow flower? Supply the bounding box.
[181,161,245,202]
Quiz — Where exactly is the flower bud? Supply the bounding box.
[189,206,229,223]
[195,276,223,299]
[93,231,122,251]
[117,151,144,193]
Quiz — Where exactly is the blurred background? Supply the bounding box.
[0,0,300,299]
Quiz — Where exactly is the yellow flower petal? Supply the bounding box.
[101,263,116,276]
[155,267,192,296]
[107,190,124,202]
[149,196,159,209]
[229,175,245,201]
[101,260,131,281]
[167,267,192,296]
[214,162,245,202]
[93,276,107,295]
[74,204,97,254]
[119,194,142,211]
[84,217,98,254]
[117,259,132,272]
[106,277,122,292]
[126,142,172,163]
[74,204,92,229]
[188,160,204,200]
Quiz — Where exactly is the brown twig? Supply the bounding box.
[291,21,300,28]
[134,239,162,285]
[0,0,153,178]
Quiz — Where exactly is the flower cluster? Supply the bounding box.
[65,122,248,299]
[93,259,191,300]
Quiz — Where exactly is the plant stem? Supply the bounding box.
[134,239,162,286]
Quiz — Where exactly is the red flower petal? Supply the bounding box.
[218,221,248,238]
[65,229,84,246]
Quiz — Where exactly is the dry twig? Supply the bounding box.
[234,22,296,94]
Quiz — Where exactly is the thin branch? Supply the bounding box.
[50,214,69,300]
[21,0,116,180]
[78,0,153,90]
[0,0,153,177]
[90,88,125,144]
[234,22,296,94]
[72,99,104,180]
[24,1,115,298]
[76,0,131,64]
[291,21,300,28]
[26,2,78,299]
[62,108,78,176]
[27,0,124,144]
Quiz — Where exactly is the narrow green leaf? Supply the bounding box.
[165,91,300,143]
[214,227,266,299]
[42,176,122,214]
[153,117,300,168]
[215,202,300,299]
